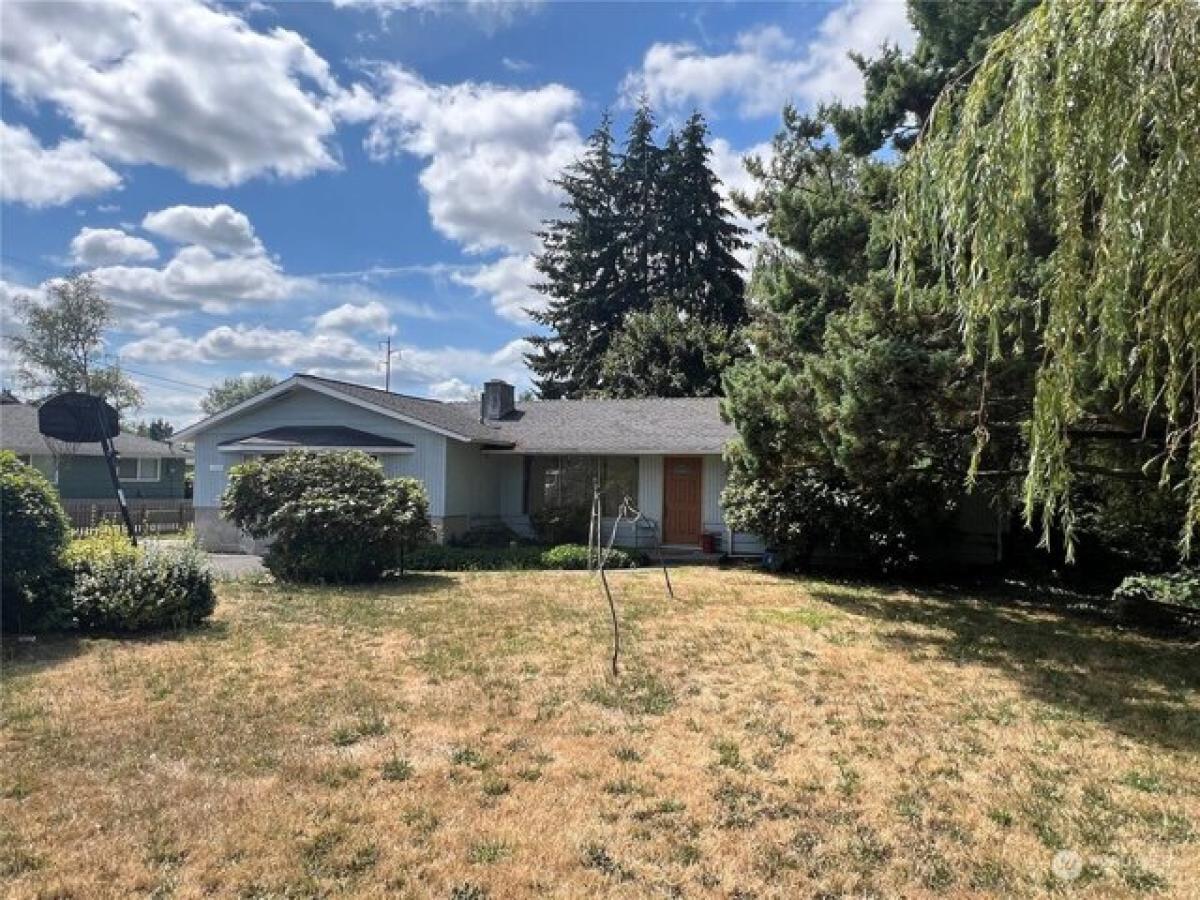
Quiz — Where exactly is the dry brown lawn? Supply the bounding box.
[2,568,1198,898]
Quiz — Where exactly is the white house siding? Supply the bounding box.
[191,386,450,551]
[637,455,664,540]
[442,439,504,538]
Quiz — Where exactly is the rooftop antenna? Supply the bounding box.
[380,335,399,392]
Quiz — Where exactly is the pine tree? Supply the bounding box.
[527,104,749,399]
[658,112,748,327]
[526,115,624,398]
[613,100,663,316]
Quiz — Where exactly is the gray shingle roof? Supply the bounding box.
[180,375,735,455]
[306,375,734,454]
[302,376,504,443]
[449,396,736,454]
[0,403,191,458]
[306,376,734,454]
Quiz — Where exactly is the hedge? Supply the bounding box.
[405,544,637,572]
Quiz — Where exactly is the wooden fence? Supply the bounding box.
[63,499,194,537]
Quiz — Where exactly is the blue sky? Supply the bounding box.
[0,0,913,424]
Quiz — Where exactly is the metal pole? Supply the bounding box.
[98,429,137,546]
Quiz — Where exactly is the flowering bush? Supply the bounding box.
[222,451,433,583]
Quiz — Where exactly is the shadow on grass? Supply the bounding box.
[1,619,233,679]
[804,577,1200,752]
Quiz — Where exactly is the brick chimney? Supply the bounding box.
[481,379,515,421]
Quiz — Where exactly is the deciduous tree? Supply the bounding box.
[7,273,142,413]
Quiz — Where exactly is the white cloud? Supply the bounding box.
[427,377,475,401]
[0,0,359,187]
[709,138,773,270]
[312,300,392,335]
[365,66,583,254]
[92,246,297,316]
[142,205,263,255]
[120,323,533,397]
[333,0,541,27]
[0,121,121,207]
[453,253,543,323]
[69,227,159,267]
[623,3,916,117]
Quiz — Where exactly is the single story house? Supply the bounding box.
[174,374,764,555]
[0,396,190,500]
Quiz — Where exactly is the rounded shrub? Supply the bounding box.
[1,450,73,632]
[71,543,216,632]
[222,451,433,583]
[541,544,636,570]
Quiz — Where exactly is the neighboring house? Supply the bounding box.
[174,374,764,555]
[0,397,191,500]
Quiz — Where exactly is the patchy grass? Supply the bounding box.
[1,569,1197,897]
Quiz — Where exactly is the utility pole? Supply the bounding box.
[380,335,399,392]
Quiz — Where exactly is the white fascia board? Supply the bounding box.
[174,375,474,443]
[172,376,304,441]
[218,444,415,454]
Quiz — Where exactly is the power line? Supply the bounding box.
[115,364,211,392]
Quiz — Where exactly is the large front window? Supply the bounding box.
[524,456,639,517]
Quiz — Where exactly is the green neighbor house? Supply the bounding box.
[0,394,190,502]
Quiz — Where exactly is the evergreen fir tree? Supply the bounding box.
[613,100,663,316]
[526,115,623,398]
[658,111,748,328]
[527,104,749,399]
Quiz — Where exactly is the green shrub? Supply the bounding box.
[1112,569,1200,610]
[721,462,926,573]
[541,544,635,570]
[448,520,528,548]
[221,451,433,583]
[71,544,216,632]
[404,543,636,572]
[63,522,141,569]
[0,451,73,632]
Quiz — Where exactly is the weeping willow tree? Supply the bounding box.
[895,0,1200,557]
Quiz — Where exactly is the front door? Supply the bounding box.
[662,457,702,545]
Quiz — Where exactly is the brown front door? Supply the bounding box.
[663,456,702,545]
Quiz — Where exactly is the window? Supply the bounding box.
[523,456,639,517]
[16,454,32,466]
[599,457,638,516]
[117,457,160,481]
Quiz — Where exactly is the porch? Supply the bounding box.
[469,450,763,556]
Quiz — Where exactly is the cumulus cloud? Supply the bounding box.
[312,300,392,335]
[142,205,263,255]
[0,0,361,187]
[709,138,773,269]
[0,121,121,207]
[452,253,543,323]
[365,66,583,254]
[69,227,159,267]
[623,2,916,117]
[427,377,475,401]
[92,246,298,316]
[121,321,533,397]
